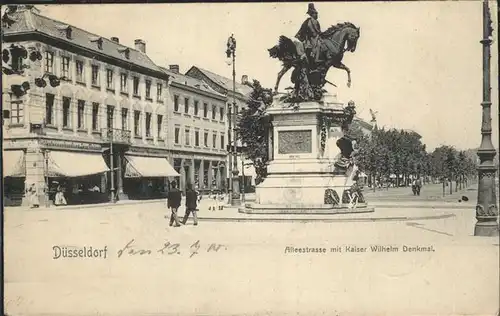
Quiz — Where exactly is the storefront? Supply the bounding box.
[123,154,179,199]
[45,150,110,205]
[171,155,226,194]
[3,150,26,206]
[3,137,112,207]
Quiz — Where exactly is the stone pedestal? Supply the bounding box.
[243,95,372,214]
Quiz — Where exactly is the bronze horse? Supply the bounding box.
[269,22,360,94]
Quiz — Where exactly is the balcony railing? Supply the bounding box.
[101,128,132,144]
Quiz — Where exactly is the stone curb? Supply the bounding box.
[194,213,456,223]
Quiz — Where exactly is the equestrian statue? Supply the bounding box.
[268,3,360,102]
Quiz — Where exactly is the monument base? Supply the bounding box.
[244,94,373,215]
[244,158,372,214]
[241,203,373,214]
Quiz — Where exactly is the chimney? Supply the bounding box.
[134,39,146,53]
[241,75,248,85]
[169,64,179,74]
[110,37,119,43]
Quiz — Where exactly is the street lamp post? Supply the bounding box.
[108,128,116,203]
[226,34,240,206]
[241,143,247,205]
[44,149,50,207]
[474,0,498,236]
[227,101,233,205]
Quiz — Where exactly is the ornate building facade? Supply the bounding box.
[2,6,228,206]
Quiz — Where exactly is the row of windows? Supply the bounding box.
[173,95,226,120]
[44,93,164,139]
[9,95,228,148]
[8,95,226,150]
[174,126,225,150]
[44,51,163,101]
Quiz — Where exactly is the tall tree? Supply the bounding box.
[236,80,273,185]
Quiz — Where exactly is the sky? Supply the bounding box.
[38,2,499,151]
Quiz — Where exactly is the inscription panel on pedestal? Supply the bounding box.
[278,130,312,154]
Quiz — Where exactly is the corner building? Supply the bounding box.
[2,6,181,206]
[161,65,228,193]
[186,66,257,191]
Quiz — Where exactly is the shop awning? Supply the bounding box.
[124,155,180,178]
[48,151,109,177]
[3,150,25,177]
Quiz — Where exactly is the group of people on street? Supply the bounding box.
[166,182,227,227]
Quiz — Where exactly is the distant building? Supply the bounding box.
[351,116,374,137]
[186,66,257,189]
[161,65,228,192]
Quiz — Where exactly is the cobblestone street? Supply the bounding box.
[4,203,499,315]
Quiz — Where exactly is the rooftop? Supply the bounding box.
[159,67,225,99]
[2,6,164,74]
[187,66,254,97]
[353,116,374,130]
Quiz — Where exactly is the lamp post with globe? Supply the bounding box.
[225,34,241,206]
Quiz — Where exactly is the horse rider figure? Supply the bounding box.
[295,3,322,65]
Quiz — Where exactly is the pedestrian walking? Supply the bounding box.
[166,181,182,227]
[28,183,40,208]
[195,184,202,203]
[208,189,217,211]
[182,183,199,226]
[415,177,422,196]
[217,190,224,210]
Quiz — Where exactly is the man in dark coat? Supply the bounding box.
[182,183,199,226]
[295,3,322,63]
[167,181,182,227]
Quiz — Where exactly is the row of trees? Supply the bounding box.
[237,81,480,189]
[349,123,478,188]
